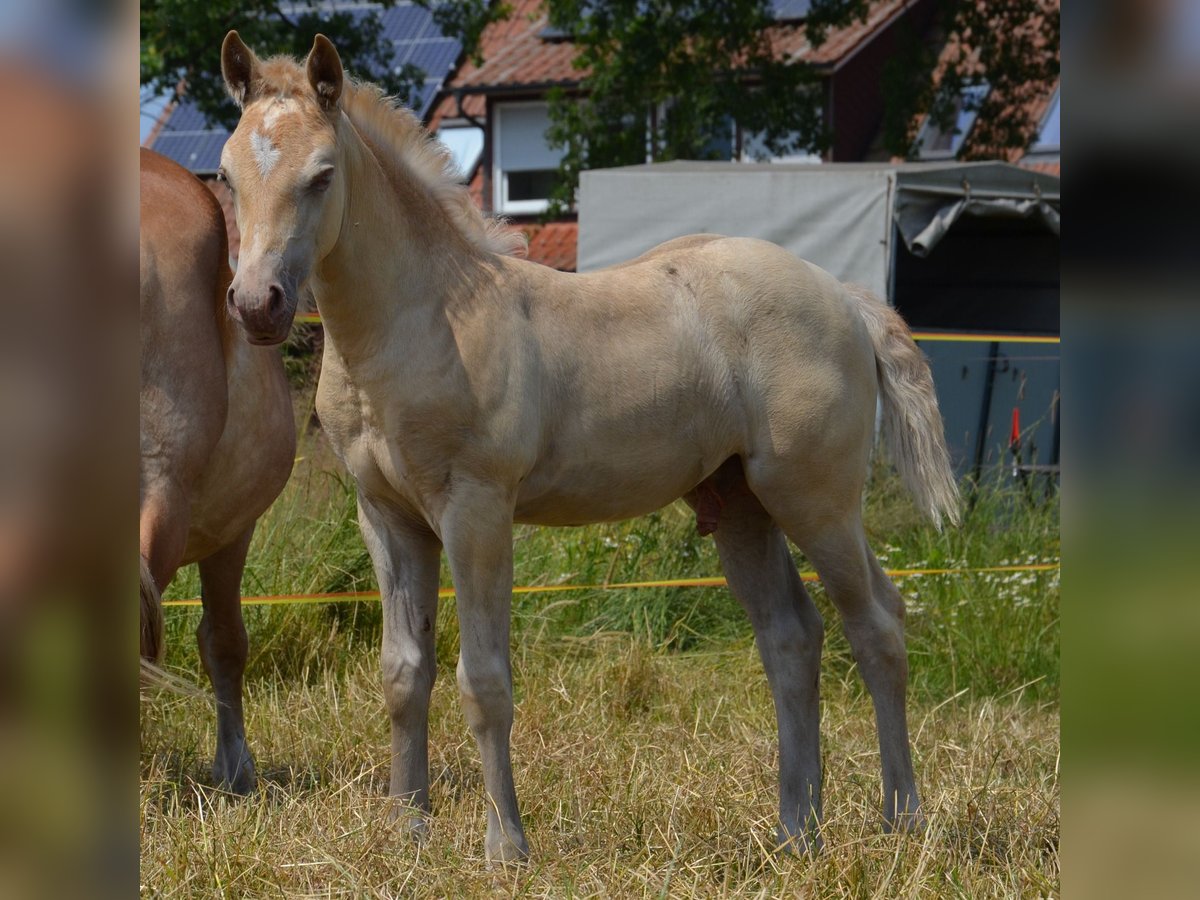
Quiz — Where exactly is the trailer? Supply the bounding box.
[578,160,1060,481]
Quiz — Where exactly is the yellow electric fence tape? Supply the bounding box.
[911,332,1059,345]
[161,563,1058,607]
[295,314,1057,345]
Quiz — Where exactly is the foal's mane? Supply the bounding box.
[339,79,526,258]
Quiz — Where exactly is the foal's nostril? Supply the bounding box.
[267,284,284,316]
[225,286,241,319]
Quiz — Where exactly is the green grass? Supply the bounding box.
[146,423,1059,897]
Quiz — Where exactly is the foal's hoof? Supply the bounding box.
[485,834,530,866]
[883,810,928,835]
[212,752,256,795]
[388,803,430,842]
[777,826,823,855]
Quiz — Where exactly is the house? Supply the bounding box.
[430,0,947,271]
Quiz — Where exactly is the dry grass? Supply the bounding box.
[141,630,1057,898]
[143,411,1058,896]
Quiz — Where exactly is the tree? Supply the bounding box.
[538,0,1058,212]
[140,0,505,128]
[540,0,878,212]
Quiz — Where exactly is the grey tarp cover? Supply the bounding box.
[578,160,1060,298]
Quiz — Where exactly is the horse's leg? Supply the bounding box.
[692,471,826,852]
[140,485,190,600]
[196,526,255,794]
[795,516,923,832]
[356,495,441,835]
[140,485,191,661]
[439,482,528,863]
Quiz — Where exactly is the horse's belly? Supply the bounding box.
[513,451,720,525]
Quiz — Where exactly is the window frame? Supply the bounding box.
[1028,84,1060,154]
[916,83,991,160]
[492,100,560,215]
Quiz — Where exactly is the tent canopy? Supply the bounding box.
[577,160,1060,300]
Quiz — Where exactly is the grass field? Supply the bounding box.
[140,419,1059,897]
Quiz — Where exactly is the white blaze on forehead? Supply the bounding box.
[250,128,281,180]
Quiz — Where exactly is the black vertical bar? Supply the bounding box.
[971,341,1001,487]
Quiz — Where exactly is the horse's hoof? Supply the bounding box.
[777,826,823,855]
[388,803,430,842]
[213,754,256,795]
[485,835,530,866]
[884,809,928,835]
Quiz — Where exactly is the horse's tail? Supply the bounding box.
[845,284,960,530]
[140,554,164,663]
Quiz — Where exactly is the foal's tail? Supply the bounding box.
[140,554,164,663]
[845,285,960,529]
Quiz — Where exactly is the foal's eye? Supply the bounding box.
[308,166,335,193]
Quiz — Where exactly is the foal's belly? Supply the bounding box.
[512,447,724,526]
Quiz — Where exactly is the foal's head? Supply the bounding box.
[218,31,346,344]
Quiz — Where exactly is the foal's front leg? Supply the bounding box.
[440,481,529,863]
[357,495,442,834]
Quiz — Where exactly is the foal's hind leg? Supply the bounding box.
[690,463,826,852]
[197,526,256,794]
[797,517,924,831]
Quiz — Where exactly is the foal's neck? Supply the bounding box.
[311,126,494,363]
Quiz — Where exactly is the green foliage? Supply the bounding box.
[542,0,863,213]
[139,0,504,128]
[162,434,1058,704]
[537,0,1058,212]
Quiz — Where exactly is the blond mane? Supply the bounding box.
[339,79,526,258]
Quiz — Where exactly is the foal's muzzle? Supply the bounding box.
[226,279,296,345]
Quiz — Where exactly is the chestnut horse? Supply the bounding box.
[140,148,295,792]
[216,32,958,859]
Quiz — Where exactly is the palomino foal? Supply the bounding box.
[140,148,295,791]
[217,32,959,861]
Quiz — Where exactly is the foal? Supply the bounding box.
[216,32,958,859]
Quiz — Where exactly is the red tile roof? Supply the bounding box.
[769,0,925,68]
[450,0,916,93]
[451,0,581,91]
[906,1,1059,165]
[522,221,577,271]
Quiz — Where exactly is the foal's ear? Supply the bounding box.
[306,34,343,110]
[221,31,260,108]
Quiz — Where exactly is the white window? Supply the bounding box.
[436,124,484,182]
[739,129,822,164]
[917,83,990,159]
[1029,85,1060,153]
[494,102,561,214]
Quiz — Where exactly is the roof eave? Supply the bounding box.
[451,79,582,96]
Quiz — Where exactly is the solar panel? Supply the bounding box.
[771,0,812,20]
[161,101,212,133]
[150,2,462,173]
[151,128,229,173]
